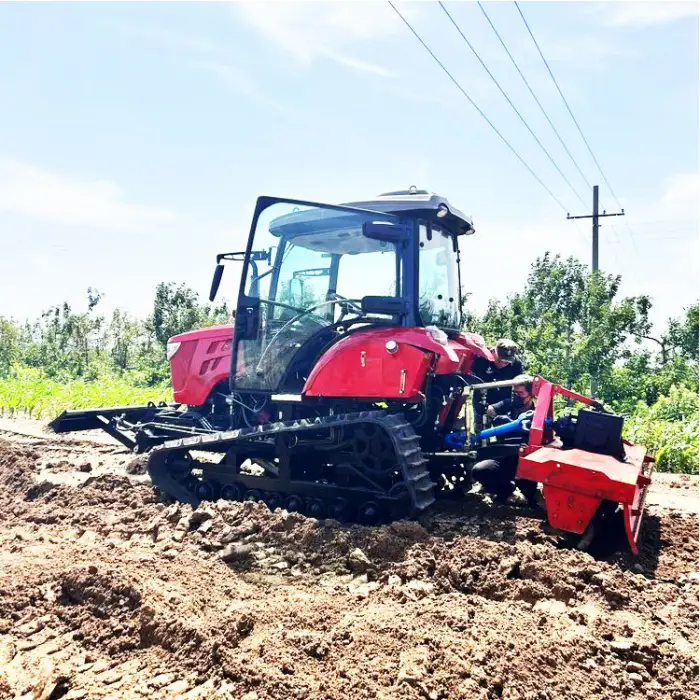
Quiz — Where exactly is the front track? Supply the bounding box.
[147,410,435,524]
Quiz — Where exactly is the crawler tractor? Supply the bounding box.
[51,189,653,552]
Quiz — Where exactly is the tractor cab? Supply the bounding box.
[219,190,475,392]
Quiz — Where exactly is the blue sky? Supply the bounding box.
[0,1,697,332]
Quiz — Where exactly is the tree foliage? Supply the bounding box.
[0,282,231,386]
[470,253,654,395]
[466,254,698,473]
[147,282,230,349]
[0,318,19,378]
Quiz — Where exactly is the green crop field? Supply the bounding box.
[0,367,170,420]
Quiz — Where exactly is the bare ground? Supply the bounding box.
[0,422,697,700]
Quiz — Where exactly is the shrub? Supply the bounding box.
[625,385,699,474]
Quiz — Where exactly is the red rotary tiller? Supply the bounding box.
[517,377,654,554]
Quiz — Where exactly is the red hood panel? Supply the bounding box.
[169,325,233,405]
[169,324,234,344]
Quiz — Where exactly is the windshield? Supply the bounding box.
[418,223,461,329]
[235,200,400,391]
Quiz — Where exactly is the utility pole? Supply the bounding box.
[567,185,625,396]
[567,185,625,272]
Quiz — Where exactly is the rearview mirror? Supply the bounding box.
[362,221,410,243]
[209,264,224,302]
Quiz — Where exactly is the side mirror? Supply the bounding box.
[362,221,410,243]
[209,264,224,302]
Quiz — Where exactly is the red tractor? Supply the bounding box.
[51,189,653,552]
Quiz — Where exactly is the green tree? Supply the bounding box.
[19,290,106,380]
[663,303,699,362]
[109,309,141,370]
[603,303,699,412]
[469,253,651,396]
[0,318,20,377]
[146,282,231,350]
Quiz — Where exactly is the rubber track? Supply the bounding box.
[147,410,435,516]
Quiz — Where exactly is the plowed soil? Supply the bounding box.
[0,429,697,700]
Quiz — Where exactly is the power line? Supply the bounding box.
[514,1,640,258]
[627,230,698,240]
[622,218,699,229]
[387,1,569,214]
[438,1,588,211]
[514,2,623,211]
[477,1,592,192]
[601,220,628,268]
[621,219,641,255]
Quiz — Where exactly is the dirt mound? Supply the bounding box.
[0,438,38,496]
[0,434,696,699]
[605,511,700,580]
[160,498,431,574]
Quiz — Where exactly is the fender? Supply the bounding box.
[302,327,492,400]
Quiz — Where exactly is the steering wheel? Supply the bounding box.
[255,297,362,375]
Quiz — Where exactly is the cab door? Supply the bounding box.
[231,197,412,393]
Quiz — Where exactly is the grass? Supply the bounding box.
[0,367,171,420]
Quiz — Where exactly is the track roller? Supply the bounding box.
[358,501,380,525]
[307,498,326,519]
[284,495,304,513]
[221,484,242,501]
[194,479,219,502]
[264,492,283,511]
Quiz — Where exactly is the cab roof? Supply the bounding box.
[343,188,475,237]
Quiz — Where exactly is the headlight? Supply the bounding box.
[166,341,181,361]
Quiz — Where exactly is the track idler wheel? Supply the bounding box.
[353,425,395,477]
